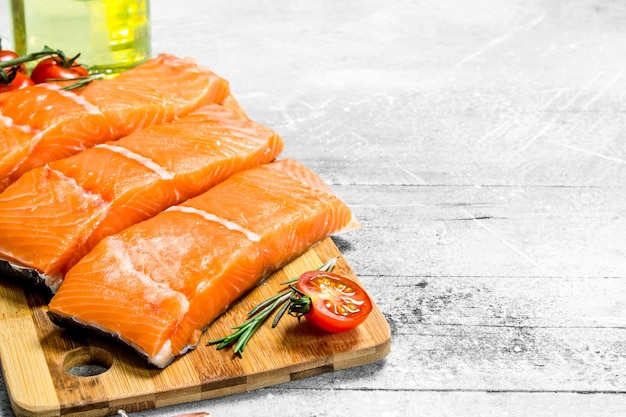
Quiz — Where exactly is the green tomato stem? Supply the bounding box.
[0,46,58,69]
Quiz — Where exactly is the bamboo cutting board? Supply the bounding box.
[0,237,391,417]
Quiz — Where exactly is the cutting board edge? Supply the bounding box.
[1,238,391,417]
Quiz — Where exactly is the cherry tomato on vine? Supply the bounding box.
[296,271,372,333]
[0,70,34,93]
[0,50,26,74]
[30,55,89,84]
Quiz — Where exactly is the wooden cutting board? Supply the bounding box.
[0,237,391,417]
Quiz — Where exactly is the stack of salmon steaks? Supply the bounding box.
[0,54,359,368]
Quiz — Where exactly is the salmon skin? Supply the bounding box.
[0,103,283,292]
[48,159,360,368]
[0,54,230,191]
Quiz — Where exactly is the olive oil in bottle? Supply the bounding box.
[10,0,151,75]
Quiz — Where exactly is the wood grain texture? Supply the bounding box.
[0,238,390,417]
[1,0,626,416]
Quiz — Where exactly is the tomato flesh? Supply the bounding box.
[30,57,89,84]
[297,271,372,333]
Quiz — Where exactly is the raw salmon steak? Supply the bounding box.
[0,54,229,191]
[48,158,360,368]
[0,102,283,292]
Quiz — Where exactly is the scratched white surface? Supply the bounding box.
[2,0,626,416]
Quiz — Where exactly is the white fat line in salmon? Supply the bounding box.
[108,236,190,313]
[95,144,175,180]
[38,83,103,115]
[0,113,39,134]
[50,166,108,204]
[166,206,261,242]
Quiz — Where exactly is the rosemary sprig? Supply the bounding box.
[60,73,105,90]
[207,257,338,356]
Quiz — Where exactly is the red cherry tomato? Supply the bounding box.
[0,71,34,93]
[296,271,372,333]
[0,49,26,74]
[30,56,89,84]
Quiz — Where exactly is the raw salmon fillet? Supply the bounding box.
[0,54,229,191]
[48,158,360,368]
[0,103,283,292]
[0,117,39,191]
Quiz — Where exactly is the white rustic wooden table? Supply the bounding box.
[1,0,626,415]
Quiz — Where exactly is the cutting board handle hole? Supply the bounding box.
[62,347,114,377]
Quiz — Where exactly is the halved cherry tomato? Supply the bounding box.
[30,55,89,84]
[296,271,372,333]
[0,70,34,93]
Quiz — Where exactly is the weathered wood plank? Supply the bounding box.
[126,389,626,417]
[330,184,626,279]
[365,277,626,391]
